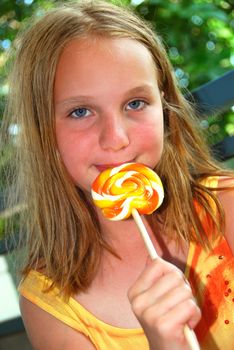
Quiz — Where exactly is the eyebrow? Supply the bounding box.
[55,84,156,107]
[126,84,156,96]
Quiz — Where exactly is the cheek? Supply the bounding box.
[56,139,86,186]
[56,126,88,159]
[134,121,163,149]
[55,129,82,173]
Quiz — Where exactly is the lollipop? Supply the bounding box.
[91,162,200,350]
[92,162,163,260]
[91,162,164,221]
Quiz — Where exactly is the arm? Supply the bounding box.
[217,176,234,254]
[20,296,96,350]
[128,257,201,350]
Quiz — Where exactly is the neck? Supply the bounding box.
[97,209,189,273]
[97,209,162,257]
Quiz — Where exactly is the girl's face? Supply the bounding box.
[54,37,164,192]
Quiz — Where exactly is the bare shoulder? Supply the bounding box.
[20,295,96,350]
[217,176,234,254]
[217,175,234,187]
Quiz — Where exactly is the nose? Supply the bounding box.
[99,113,130,151]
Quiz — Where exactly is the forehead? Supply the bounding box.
[54,36,159,102]
[57,35,156,72]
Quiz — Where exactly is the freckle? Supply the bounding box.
[224,292,229,297]
[232,298,234,302]
[206,274,211,278]
[224,320,229,324]
[219,255,224,259]
[228,289,232,293]
[225,280,229,285]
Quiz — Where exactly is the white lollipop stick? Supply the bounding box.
[132,209,159,260]
[131,208,200,350]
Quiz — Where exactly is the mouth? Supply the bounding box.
[95,160,134,172]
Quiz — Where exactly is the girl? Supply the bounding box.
[2,1,234,349]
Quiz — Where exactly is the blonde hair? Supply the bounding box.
[2,0,233,297]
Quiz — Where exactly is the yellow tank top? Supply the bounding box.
[19,177,234,350]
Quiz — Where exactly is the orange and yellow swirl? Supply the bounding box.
[91,162,164,220]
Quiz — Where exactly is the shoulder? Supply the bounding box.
[20,295,96,350]
[217,175,234,187]
[217,176,234,255]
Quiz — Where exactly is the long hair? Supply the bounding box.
[2,0,233,297]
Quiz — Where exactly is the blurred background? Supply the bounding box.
[0,0,234,349]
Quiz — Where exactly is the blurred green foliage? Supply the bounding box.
[134,0,234,90]
[0,217,5,239]
[0,211,20,242]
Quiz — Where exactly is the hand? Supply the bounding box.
[128,257,201,350]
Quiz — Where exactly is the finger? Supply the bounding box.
[128,257,178,301]
[148,298,201,339]
[142,268,190,304]
[132,282,194,322]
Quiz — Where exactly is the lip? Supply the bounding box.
[95,160,134,172]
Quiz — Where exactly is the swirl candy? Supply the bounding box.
[91,162,164,221]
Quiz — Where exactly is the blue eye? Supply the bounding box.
[126,100,146,110]
[70,107,91,119]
